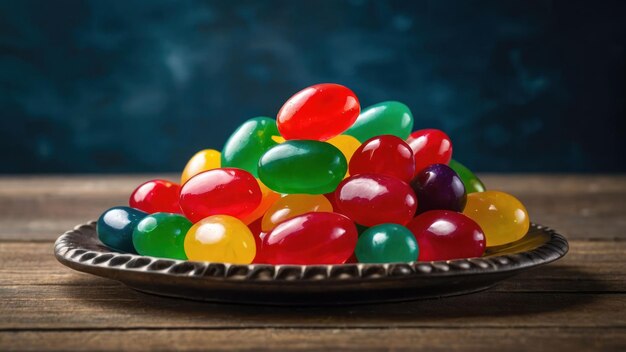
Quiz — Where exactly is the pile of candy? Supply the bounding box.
[97,83,530,265]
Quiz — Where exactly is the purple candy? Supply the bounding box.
[410,164,466,214]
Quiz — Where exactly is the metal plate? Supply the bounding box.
[54,222,568,305]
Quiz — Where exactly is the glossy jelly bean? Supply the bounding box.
[181,149,221,185]
[258,140,347,194]
[184,215,256,264]
[327,134,361,163]
[355,223,419,263]
[262,212,358,264]
[132,213,191,259]
[410,164,466,214]
[221,117,279,177]
[335,174,418,226]
[406,129,453,175]
[448,159,485,194]
[261,194,333,232]
[462,191,530,247]
[179,168,261,223]
[277,83,360,141]
[349,135,415,182]
[129,179,182,214]
[240,179,281,225]
[345,101,414,142]
[407,210,486,261]
[247,218,266,263]
[97,206,147,253]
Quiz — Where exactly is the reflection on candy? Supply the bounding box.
[181,149,221,185]
[184,215,256,264]
[349,135,415,182]
[345,101,414,142]
[129,179,182,214]
[132,212,191,259]
[221,117,279,177]
[355,223,419,263]
[448,159,486,194]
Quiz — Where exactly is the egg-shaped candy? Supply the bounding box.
[262,212,358,265]
[132,212,191,259]
[184,215,256,264]
[129,179,182,214]
[258,140,347,194]
[462,191,530,247]
[277,83,360,141]
[406,129,453,176]
[335,174,418,227]
[179,168,261,223]
[97,206,147,253]
[448,159,485,194]
[181,149,221,185]
[410,164,466,214]
[345,101,414,142]
[355,223,419,263]
[261,194,333,232]
[221,117,279,177]
[407,210,486,261]
[349,135,415,182]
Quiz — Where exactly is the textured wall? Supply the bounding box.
[1,0,624,173]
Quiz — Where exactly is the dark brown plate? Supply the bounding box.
[54,222,568,305]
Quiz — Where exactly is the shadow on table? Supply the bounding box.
[63,266,606,326]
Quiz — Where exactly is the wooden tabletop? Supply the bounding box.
[1,174,625,351]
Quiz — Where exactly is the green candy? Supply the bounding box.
[344,101,414,142]
[355,223,419,263]
[258,140,347,194]
[221,117,279,177]
[448,159,486,194]
[132,213,191,260]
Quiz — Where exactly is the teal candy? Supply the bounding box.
[221,117,279,177]
[132,212,191,260]
[97,206,147,253]
[355,223,419,263]
[344,101,414,142]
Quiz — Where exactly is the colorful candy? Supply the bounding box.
[258,140,347,194]
[221,117,279,177]
[407,210,485,261]
[335,174,418,226]
[462,191,530,247]
[129,179,182,214]
[327,134,361,164]
[349,135,415,182]
[345,101,414,142]
[184,215,256,264]
[406,129,453,176]
[97,206,147,253]
[261,194,333,232]
[355,223,419,263]
[410,164,466,214]
[448,159,485,193]
[277,83,360,141]
[239,179,281,225]
[181,149,221,185]
[179,168,261,223]
[132,213,191,259]
[262,212,358,264]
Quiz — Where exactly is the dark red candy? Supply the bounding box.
[247,218,266,264]
[410,163,466,214]
[335,174,418,226]
[262,212,358,264]
[179,168,261,223]
[406,129,452,176]
[129,179,182,214]
[407,210,486,261]
[349,135,415,182]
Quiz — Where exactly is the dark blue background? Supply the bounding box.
[1,0,624,174]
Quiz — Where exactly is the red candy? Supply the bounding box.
[179,168,261,223]
[129,179,182,214]
[349,135,415,182]
[277,83,360,141]
[406,129,453,176]
[262,212,358,264]
[335,174,418,226]
[406,210,486,261]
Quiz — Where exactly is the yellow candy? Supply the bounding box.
[184,215,256,264]
[462,191,530,247]
[326,134,361,163]
[181,149,221,185]
[240,179,281,224]
[261,194,333,232]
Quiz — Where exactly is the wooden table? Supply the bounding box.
[1,175,625,351]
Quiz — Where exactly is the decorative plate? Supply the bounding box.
[54,221,568,305]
